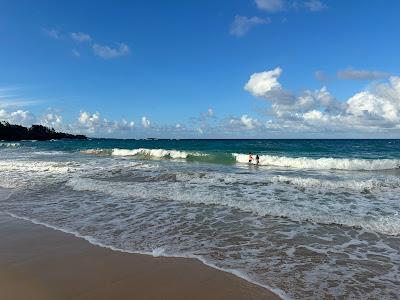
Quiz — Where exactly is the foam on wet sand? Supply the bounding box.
[0,213,279,300]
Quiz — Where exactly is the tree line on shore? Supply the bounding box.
[0,121,87,141]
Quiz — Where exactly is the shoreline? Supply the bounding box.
[0,212,280,300]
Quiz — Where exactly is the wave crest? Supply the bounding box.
[80,148,400,170]
[234,153,400,170]
[112,148,191,159]
[0,142,20,148]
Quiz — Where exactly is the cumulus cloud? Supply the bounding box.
[189,108,218,135]
[244,67,400,133]
[0,108,66,131]
[230,16,270,37]
[255,0,286,12]
[245,67,342,115]
[230,115,260,129]
[70,32,92,42]
[244,67,282,97]
[0,109,36,126]
[337,68,391,80]
[40,113,63,129]
[77,111,135,133]
[346,80,400,123]
[93,43,130,59]
[141,116,150,128]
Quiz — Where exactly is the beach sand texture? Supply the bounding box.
[0,213,279,300]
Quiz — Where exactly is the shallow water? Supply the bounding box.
[0,139,399,299]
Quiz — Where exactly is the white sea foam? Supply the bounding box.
[269,175,400,191]
[176,171,400,192]
[3,212,289,300]
[0,160,78,173]
[80,149,111,155]
[81,147,193,159]
[234,153,400,170]
[65,176,400,236]
[80,147,400,170]
[0,142,20,148]
[112,148,194,159]
[2,144,400,299]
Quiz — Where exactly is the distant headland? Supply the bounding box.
[0,122,87,141]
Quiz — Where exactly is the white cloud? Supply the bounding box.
[230,16,270,37]
[244,67,400,133]
[303,109,326,121]
[78,111,99,125]
[120,118,135,129]
[141,116,150,128]
[40,113,63,129]
[77,111,135,134]
[255,0,286,12]
[0,109,36,125]
[230,115,260,129]
[93,43,130,59]
[70,32,92,42]
[337,68,390,80]
[304,0,327,11]
[244,67,282,97]
[346,88,399,123]
[196,108,216,122]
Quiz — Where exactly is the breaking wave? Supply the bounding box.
[112,148,192,159]
[81,148,400,171]
[234,153,400,170]
[0,142,20,148]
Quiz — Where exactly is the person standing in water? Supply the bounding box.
[248,152,253,163]
[256,154,260,165]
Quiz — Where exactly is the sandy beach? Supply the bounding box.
[0,213,279,300]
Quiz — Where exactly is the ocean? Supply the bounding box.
[0,139,399,299]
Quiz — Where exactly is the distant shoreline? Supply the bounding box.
[0,122,86,141]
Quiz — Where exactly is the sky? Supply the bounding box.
[1,0,400,138]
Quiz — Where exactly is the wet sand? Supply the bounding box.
[0,213,280,300]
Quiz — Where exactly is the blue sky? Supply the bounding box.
[1,0,400,138]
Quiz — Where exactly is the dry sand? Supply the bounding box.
[0,213,280,300]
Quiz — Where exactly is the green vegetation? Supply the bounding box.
[0,122,86,141]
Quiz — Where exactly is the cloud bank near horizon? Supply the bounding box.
[243,67,400,134]
[1,67,400,138]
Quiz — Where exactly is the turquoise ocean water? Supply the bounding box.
[0,139,399,299]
